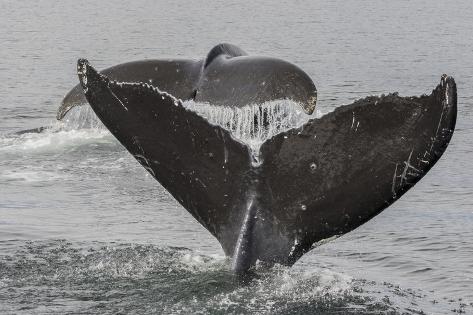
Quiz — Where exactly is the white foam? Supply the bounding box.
[0,127,111,154]
[1,169,68,183]
[261,265,353,298]
[193,264,354,313]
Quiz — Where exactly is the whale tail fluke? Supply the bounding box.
[78,59,457,271]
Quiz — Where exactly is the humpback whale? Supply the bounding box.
[58,43,317,120]
[70,44,456,273]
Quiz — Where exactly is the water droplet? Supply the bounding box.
[310,162,317,172]
[301,204,307,211]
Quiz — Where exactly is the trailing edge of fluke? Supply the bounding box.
[74,45,456,273]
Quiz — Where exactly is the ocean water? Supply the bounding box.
[1,0,472,314]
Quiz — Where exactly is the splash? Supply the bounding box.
[1,106,110,154]
[183,100,319,165]
[1,240,470,314]
[60,105,104,130]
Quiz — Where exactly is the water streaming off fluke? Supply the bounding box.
[183,100,318,165]
[62,105,105,130]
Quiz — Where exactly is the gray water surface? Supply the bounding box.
[1,0,472,314]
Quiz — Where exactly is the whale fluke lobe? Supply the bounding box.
[77,59,254,255]
[76,47,456,272]
[259,75,457,262]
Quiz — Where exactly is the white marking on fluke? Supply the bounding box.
[391,163,399,197]
[400,150,415,186]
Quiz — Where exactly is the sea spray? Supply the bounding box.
[61,105,104,130]
[0,106,109,154]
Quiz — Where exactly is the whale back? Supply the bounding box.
[204,43,247,68]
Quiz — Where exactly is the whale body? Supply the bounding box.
[71,44,456,273]
[58,44,317,120]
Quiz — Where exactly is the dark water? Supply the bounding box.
[1,0,472,314]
